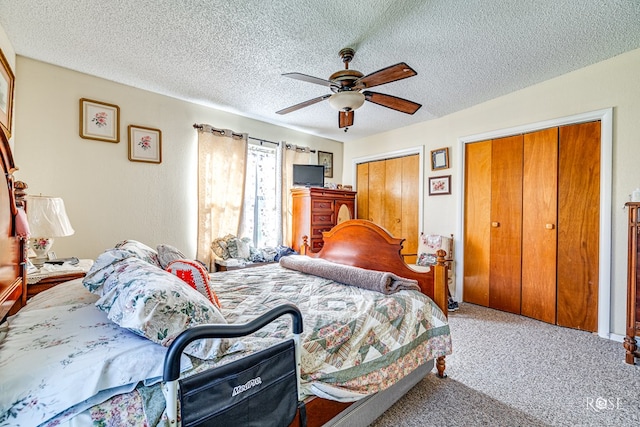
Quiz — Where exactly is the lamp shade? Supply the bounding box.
[328,91,365,111]
[25,195,75,237]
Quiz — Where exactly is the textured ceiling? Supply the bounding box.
[1,0,640,143]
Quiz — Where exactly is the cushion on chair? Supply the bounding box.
[416,233,455,293]
[416,234,452,265]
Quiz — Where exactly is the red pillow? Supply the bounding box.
[166,259,221,308]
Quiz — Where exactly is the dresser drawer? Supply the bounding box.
[312,212,334,225]
[311,225,333,238]
[310,238,325,251]
[311,198,335,212]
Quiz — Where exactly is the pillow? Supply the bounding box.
[416,234,452,266]
[114,239,161,267]
[94,257,228,360]
[251,246,278,263]
[227,237,251,259]
[82,248,136,294]
[157,243,187,269]
[211,234,234,260]
[166,259,221,308]
[416,252,437,266]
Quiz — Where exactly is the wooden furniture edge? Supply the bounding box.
[0,130,25,322]
[624,202,639,364]
[26,271,87,299]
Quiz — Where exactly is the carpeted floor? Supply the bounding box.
[371,303,640,426]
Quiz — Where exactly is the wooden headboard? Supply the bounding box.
[0,129,25,322]
[302,219,449,316]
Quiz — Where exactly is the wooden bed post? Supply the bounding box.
[434,249,448,378]
[433,249,449,319]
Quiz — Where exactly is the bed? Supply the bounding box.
[0,132,451,426]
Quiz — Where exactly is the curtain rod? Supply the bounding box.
[192,123,316,153]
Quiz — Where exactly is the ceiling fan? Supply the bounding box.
[276,48,421,131]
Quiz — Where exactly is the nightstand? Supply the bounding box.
[27,259,94,298]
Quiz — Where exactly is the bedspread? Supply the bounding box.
[212,263,450,398]
[2,263,451,426]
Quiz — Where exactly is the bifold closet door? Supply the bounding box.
[356,155,420,260]
[383,157,403,238]
[521,128,558,324]
[400,155,420,259]
[356,163,369,219]
[557,121,600,331]
[463,141,491,306]
[489,135,523,314]
[364,160,386,224]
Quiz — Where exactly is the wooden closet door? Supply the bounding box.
[356,163,369,219]
[402,155,420,259]
[521,128,558,323]
[356,155,419,260]
[366,160,386,224]
[463,141,492,306]
[384,157,403,237]
[489,135,523,314]
[557,121,600,331]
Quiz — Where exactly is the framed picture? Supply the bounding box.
[428,175,451,196]
[128,125,162,164]
[79,98,120,143]
[318,150,333,178]
[0,48,15,139]
[431,147,449,170]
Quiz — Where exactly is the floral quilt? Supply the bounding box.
[1,263,451,426]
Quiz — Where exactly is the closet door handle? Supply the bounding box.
[545,223,555,230]
[491,222,500,228]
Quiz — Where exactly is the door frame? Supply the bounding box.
[351,146,425,234]
[457,108,613,338]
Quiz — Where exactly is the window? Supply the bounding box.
[239,143,279,247]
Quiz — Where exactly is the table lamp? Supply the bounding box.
[25,195,75,265]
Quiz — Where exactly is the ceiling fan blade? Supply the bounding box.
[363,91,421,114]
[282,72,337,88]
[339,110,354,128]
[354,63,417,89]
[276,94,331,115]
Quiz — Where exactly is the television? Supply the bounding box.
[293,164,325,187]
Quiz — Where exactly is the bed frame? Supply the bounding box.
[295,219,449,427]
[0,126,448,425]
[0,129,25,323]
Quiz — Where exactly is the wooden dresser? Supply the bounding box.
[625,202,640,364]
[291,188,356,253]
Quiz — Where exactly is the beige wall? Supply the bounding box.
[343,47,640,337]
[11,57,343,260]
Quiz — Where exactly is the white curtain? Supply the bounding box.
[197,125,248,268]
[281,144,311,247]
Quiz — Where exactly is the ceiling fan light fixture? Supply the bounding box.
[328,91,365,112]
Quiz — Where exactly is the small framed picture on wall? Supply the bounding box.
[128,125,162,164]
[428,175,451,196]
[0,48,15,139]
[430,147,449,170]
[318,150,333,178]
[79,98,120,143]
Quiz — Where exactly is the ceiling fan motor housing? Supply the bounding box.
[329,69,364,90]
[277,47,421,128]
